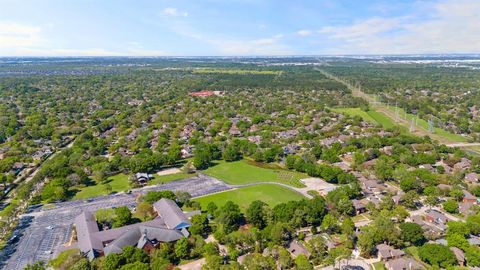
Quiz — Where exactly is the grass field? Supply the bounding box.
[367,110,396,129]
[332,107,397,130]
[331,108,377,124]
[192,68,282,75]
[72,173,131,199]
[150,172,196,185]
[194,184,305,210]
[382,105,468,142]
[203,159,307,187]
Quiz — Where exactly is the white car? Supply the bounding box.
[46,226,54,230]
[44,250,52,254]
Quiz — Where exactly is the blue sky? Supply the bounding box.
[0,0,479,56]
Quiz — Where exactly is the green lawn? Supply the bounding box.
[194,184,305,210]
[373,262,386,270]
[332,107,399,130]
[383,105,468,142]
[203,159,307,187]
[331,108,377,124]
[150,172,196,185]
[367,110,396,129]
[72,173,132,199]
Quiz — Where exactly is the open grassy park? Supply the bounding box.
[203,159,307,187]
[71,173,132,200]
[194,184,305,210]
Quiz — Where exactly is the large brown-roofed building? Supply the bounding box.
[75,198,193,260]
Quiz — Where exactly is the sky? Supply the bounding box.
[0,0,479,56]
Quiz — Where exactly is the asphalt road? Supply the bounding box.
[0,175,231,270]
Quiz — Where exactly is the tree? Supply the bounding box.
[215,201,243,233]
[190,214,210,236]
[269,222,293,246]
[113,206,133,228]
[135,201,154,221]
[341,217,355,236]
[202,255,224,270]
[242,253,276,270]
[103,253,125,270]
[222,143,241,161]
[418,243,457,268]
[446,233,469,250]
[443,199,459,214]
[24,261,46,270]
[206,202,218,217]
[122,246,149,264]
[400,190,418,209]
[400,222,425,246]
[308,236,327,265]
[119,262,149,270]
[246,200,268,229]
[175,237,190,259]
[466,246,480,267]
[450,189,464,201]
[69,258,91,270]
[295,254,313,270]
[320,214,338,233]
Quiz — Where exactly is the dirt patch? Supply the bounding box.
[156,168,181,176]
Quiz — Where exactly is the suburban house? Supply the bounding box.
[376,244,405,261]
[74,198,194,260]
[425,209,448,226]
[188,91,215,97]
[462,190,478,204]
[465,172,479,184]
[385,257,423,270]
[134,173,153,185]
[450,247,465,267]
[352,199,367,214]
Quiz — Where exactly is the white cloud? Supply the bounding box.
[318,0,480,54]
[162,7,188,17]
[213,35,293,55]
[297,30,312,37]
[0,21,44,48]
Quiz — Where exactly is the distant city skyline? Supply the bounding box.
[0,0,479,56]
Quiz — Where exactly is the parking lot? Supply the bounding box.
[0,174,231,270]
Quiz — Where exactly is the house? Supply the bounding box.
[465,172,479,183]
[459,202,475,216]
[247,135,262,145]
[189,91,215,97]
[450,247,465,266]
[228,125,241,136]
[352,199,367,214]
[385,257,423,270]
[425,209,448,226]
[75,198,193,260]
[419,164,434,172]
[454,158,471,171]
[376,244,405,261]
[462,190,477,204]
[12,162,25,175]
[468,236,480,246]
[287,241,310,258]
[134,173,153,185]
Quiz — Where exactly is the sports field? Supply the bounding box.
[194,184,305,210]
[203,159,307,187]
